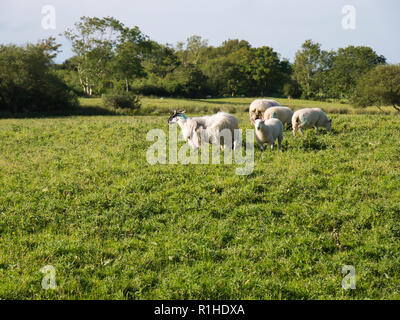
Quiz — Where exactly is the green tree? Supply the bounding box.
[200,40,252,96]
[0,40,77,113]
[176,35,209,66]
[244,46,291,96]
[112,27,150,92]
[142,42,180,78]
[328,46,386,98]
[64,16,124,95]
[351,64,400,113]
[293,40,332,99]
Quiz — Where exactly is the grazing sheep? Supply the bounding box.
[249,99,281,124]
[264,106,294,126]
[292,108,332,137]
[254,118,284,151]
[168,110,239,151]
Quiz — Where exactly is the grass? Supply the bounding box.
[0,97,400,299]
[79,96,399,116]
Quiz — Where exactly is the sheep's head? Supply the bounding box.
[326,119,332,132]
[168,110,187,124]
[255,119,265,131]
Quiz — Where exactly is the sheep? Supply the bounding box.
[292,108,332,137]
[249,99,281,124]
[264,106,294,127]
[254,118,284,152]
[168,110,239,151]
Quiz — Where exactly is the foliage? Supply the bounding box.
[294,40,386,101]
[101,93,141,110]
[293,40,333,100]
[0,39,78,113]
[327,46,386,99]
[59,18,389,100]
[63,16,149,96]
[351,64,400,112]
[282,80,302,99]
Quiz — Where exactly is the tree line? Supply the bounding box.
[1,16,400,113]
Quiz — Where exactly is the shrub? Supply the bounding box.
[102,93,141,110]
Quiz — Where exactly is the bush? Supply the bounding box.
[0,42,78,114]
[102,93,141,110]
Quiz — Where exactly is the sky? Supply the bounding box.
[0,0,399,63]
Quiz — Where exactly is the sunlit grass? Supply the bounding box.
[0,99,400,299]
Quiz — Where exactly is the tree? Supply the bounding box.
[64,16,124,95]
[201,40,252,96]
[328,46,386,98]
[283,79,302,99]
[0,40,77,113]
[176,35,209,66]
[165,63,208,98]
[293,40,332,99]
[142,41,180,78]
[112,27,150,92]
[244,46,291,96]
[351,64,400,113]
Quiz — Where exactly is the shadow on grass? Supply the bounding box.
[0,106,120,119]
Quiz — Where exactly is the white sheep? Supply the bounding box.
[249,99,281,124]
[292,108,332,137]
[264,106,294,126]
[254,118,284,151]
[168,110,239,151]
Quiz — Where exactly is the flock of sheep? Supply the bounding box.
[168,99,332,152]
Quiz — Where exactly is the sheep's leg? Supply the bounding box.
[270,144,275,152]
[259,144,264,152]
[278,136,283,151]
[315,126,319,135]
[293,124,299,137]
[300,128,305,137]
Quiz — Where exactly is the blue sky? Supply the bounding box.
[0,0,399,63]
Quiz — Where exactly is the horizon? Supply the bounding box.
[0,0,399,64]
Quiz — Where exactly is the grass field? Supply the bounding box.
[1,97,400,299]
[79,96,398,116]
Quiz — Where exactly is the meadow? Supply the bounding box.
[0,97,400,299]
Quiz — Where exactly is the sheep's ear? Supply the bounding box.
[168,110,178,123]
